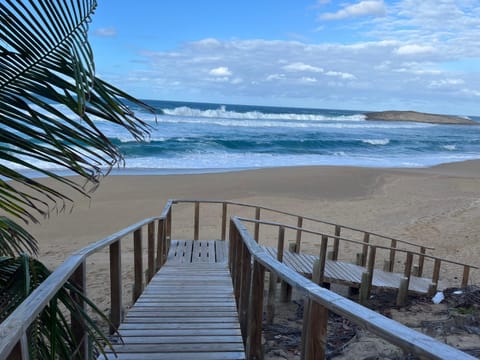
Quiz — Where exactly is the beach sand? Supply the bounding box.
[21,160,480,357]
[29,160,480,278]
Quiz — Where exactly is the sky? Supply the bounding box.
[90,0,480,115]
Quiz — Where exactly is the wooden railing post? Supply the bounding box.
[417,246,426,277]
[295,216,303,251]
[397,252,413,306]
[166,208,172,242]
[462,265,470,288]
[228,219,237,272]
[266,271,277,324]
[303,300,328,360]
[70,261,87,359]
[246,260,265,360]
[147,221,155,282]
[431,259,441,293]
[133,228,143,302]
[332,225,341,260]
[109,240,122,334]
[156,219,165,270]
[366,246,376,297]
[221,202,228,240]
[316,235,328,286]
[389,239,397,272]
[361,232,370,267]
[234,241,243,305]
[254,207,261,242]
[238,242,252,340]
[194,201,200,240]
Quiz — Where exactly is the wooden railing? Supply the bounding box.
[170,199,475,288]
[229,217,477,360]
[0,201,173,359]
[172,200,434,258]
[237,217,477,305]
[1,199,477,359]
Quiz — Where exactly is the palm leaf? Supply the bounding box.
[0,255,115,358]
[0,0,153,224]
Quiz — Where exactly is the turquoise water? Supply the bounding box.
[10,100,480,173]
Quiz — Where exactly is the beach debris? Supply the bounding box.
[432,291,445,304]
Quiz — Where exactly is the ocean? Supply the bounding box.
[11,100,480,175]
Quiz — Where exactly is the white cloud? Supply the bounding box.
[394,44,435,56]
[282,62,324,73]
[209,66,232,77]
[325,71,357,80]
[196,38,222,47]
[320,1,386,20]
[300,77,318,83]
[266,74,286,81]
[94,27,117,37]
[429,78,465,88]
[122,24,480,113]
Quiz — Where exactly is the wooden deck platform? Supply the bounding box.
[101,240,245,360]
[262,246,441,294]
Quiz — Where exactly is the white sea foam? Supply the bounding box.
[157,116,429,130]
[161,106,366,122]
[443,144,457,151]
[362,139,390,145]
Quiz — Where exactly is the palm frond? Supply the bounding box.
[0,0,153,224]
[0,255,114,358]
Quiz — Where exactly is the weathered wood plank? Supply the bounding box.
[119,322,240,330]
[118,335,244,344]
[107,342,245,353]
[262,245,441,294]
[118,328,242,336]
[106,241,245,360]
[100,352,245,360]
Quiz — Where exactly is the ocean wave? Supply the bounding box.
[156,116,430,129]
[362,139,390,145]
[161,105,366,122]
[443,144,457,151]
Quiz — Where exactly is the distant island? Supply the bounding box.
[365,110,477,125]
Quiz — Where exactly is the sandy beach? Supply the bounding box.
[17,160,480,357]
[27,160,480,284]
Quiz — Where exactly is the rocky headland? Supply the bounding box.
[365,110,477,125]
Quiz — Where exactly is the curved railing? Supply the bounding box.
[0,201,174,359]
[229,216,476,359]
[171,199,475,288]
[0,199,477,359]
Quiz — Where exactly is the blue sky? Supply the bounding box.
[90,1,480,115]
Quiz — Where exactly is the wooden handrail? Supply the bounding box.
[230,217,476,360]
[237,217,478,269]
[0,201,174,359]
[2,199,477,359]
[172,199,435,250]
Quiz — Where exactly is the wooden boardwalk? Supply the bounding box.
[101,240,245,360]
[262,246,442,293]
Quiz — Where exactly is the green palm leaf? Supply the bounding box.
[0,0,153,224]
[1,0,154,357]
[0,255,114,359]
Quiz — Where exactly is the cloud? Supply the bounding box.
[116,0,480,114]
[325,71,356,80]
[320,1,386,20]
[209,66,232,77]
[127,36,477,111]
[394,44,435,56]
[300,77,318,83]
[429,78,465,88]
[94,27,117,37]
[282,62,324,73]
